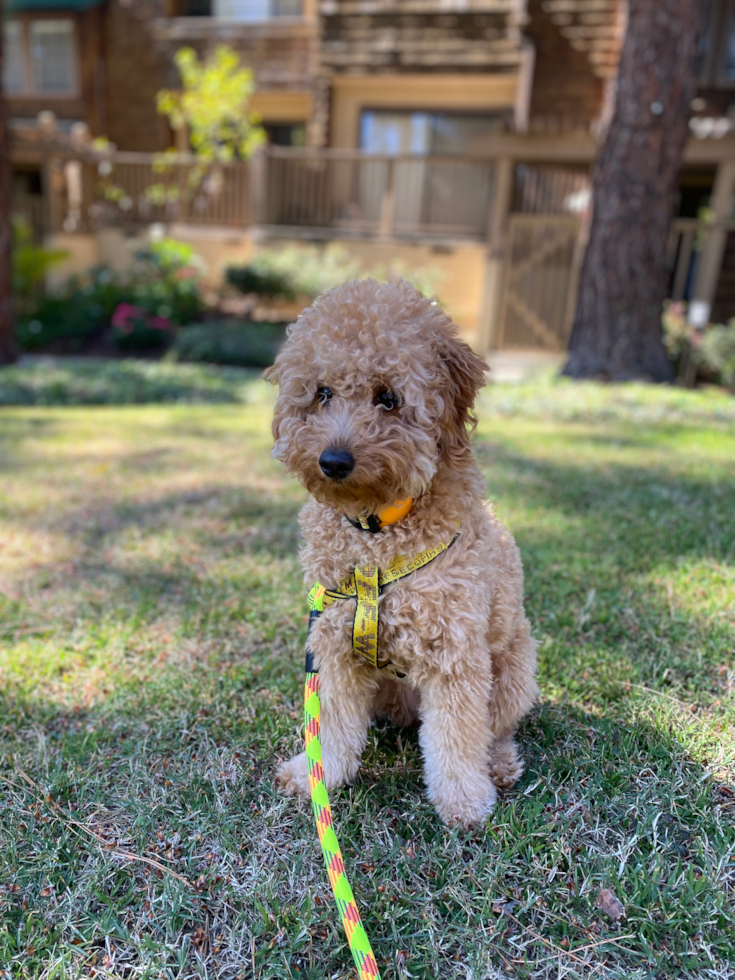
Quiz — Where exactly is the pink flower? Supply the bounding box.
[111,303,144,328]
[147,315,171,331]
[174,266,198,281]
[112,303,171,333]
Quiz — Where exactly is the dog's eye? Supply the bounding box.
[316,385,332,405]
[374,389,399,411]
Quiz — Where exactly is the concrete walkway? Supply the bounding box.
[486,350,565,382]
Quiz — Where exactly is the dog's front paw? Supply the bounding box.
[276,752,310,799]
[432,776,497,829]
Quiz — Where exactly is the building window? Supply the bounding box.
[360,111,505,156]
[4,22,26,92]
[264,122,306,146]
[179,0,302,17]
[2,18,77,96]
[701,0,735,86]
[30,21,76,93]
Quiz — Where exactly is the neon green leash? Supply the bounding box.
[304,660,382,980]
[303,530,460,977]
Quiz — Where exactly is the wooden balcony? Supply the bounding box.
[257,148,497,240]
[14,143,735,354]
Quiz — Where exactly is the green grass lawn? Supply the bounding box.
[0,368,733,980]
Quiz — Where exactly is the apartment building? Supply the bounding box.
[6,0,735,345]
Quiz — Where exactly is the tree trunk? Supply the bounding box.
[0,0,18,365]
[563,0,707,381]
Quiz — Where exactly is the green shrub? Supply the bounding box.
[699,322,735,389]
[661,300,694,363]
[662,301,735,390]
[15,267,128,352]
[226,244,443,303]
[172,320,287,367]
[11,217,69,315]
[225,264,295,300]
[14,237,205,353]
[16,296,100,352]
[128,238,205,326]
[111,303,174,352]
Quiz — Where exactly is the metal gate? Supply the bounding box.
[496,213,583,352]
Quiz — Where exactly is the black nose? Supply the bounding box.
[319,448,355,481]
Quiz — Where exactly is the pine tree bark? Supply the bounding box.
[0,0,18,365]
[563,0,708,381]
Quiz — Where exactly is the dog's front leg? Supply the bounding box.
[277,656,377,799]
[418,668,496,828]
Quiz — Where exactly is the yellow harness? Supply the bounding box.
[308,530,459,676]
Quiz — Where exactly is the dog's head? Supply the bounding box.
[265,279,487,516]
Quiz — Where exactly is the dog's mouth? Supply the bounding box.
[308,448,400,514]
[309,451,432,521]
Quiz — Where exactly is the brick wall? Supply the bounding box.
[104,0,171,151]
[524,0,622,131]
[103,2,317,151]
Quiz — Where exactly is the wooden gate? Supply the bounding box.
[495,213,583,351]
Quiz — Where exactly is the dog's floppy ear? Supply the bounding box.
[263,356,280,387]
[263,337,315,448]
[437,333,488,461]
[264,347,290,445]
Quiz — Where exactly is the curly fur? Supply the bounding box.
[267,279,538,828]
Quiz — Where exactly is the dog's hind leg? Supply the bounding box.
[488,736,524,790]
[487,617,538,790]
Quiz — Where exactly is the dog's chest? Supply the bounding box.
[312,573,428,672]
[302,512,456,585]
[305,533,475,673]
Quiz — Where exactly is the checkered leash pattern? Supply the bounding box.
[304,669,382,980]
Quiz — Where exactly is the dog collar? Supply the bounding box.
[343,497,413,534]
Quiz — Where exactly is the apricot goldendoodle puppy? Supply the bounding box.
[266,278,537,828]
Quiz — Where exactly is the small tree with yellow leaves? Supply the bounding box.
[149,45,266,209]
[158,46,265,164]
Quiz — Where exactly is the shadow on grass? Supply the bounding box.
[475,439,735,567]
[352,697,734,975]
[0,414,63,467]
[1,411,733,975]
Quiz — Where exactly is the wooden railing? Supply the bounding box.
[667,217,735,303]
[258,148,497,240]
[29,148,597,242]
[18,150,734,330]
[513,163,590,215]
[47,153,251,232]
[11,149,503,241]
